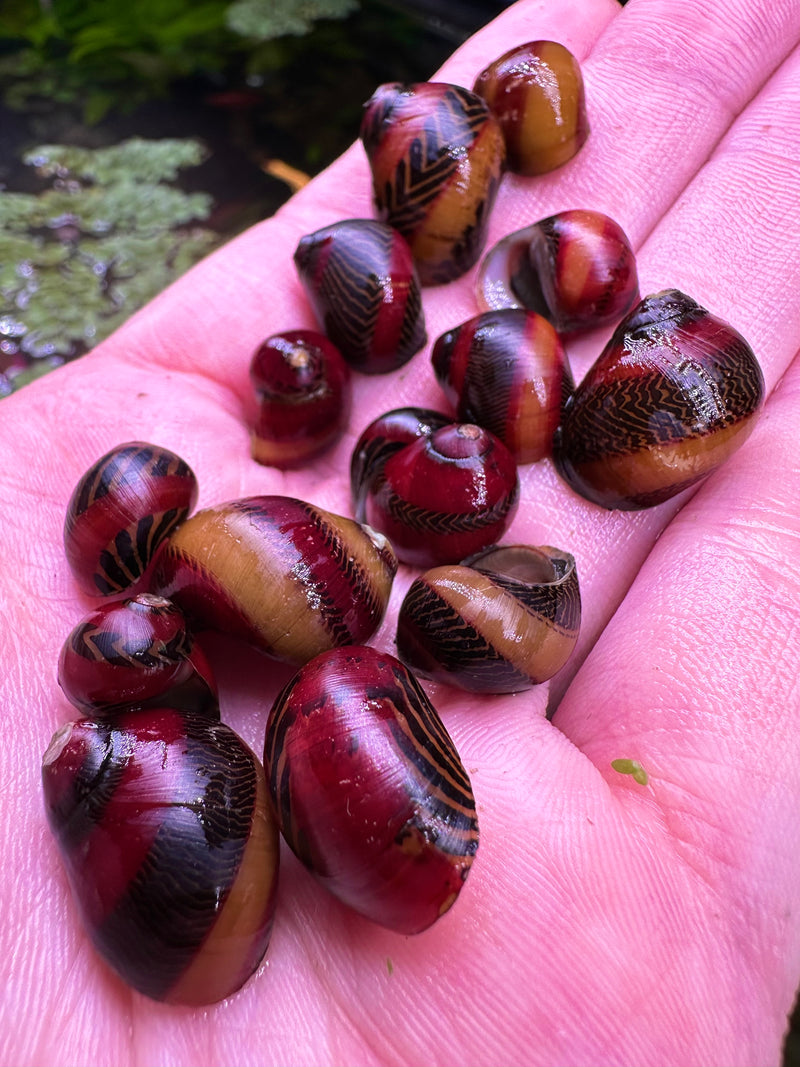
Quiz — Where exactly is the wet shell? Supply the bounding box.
[64,442,198,597]
[42,708,279,1005]
[360,81,506,285]
[553,289,765,508]
[155,495,397,664]
[397,544,581,693]
[264,645,478,934]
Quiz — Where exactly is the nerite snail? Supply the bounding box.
[42,708,280,1004]
[553,289,766,509]
[396,545,581,693]
[264,645,479,934]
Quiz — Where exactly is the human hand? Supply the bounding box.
[3,0,800,1062]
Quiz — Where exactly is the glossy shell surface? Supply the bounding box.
[431,308,572,464]
[57,593,218,717]
[474,40,589,175]
[64,441,198,597]
[264,645,478,934]
[250,329,351,468]
[397,545,581,692]
[294,219,426,374]
[361,81,506,285]
[553,289,765,508]
[155,495,397,664]
[364,423,520,567]
[477,209,639,333]
[42,708,279,1004]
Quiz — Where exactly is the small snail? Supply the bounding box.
[350,406,452,522]
[249,329,351,468]
[396,545,581,693]
[264,645,479,934]
[64,441,198,597]
[42,708,280,1005]
[294,219,426,374]
[553,289,765,509]
[477,209,640,333]
[362,422,520,568]
[57,592,218,717]
[431,309,573,464]
[155,495,397,664]
[360,81,506,285]
[473,41,589,176]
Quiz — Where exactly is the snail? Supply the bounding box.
[360,81,506,285]
[431,308,573,464]
[155,495,397,664]
[57,592,218,717]
[477,208,640,333]
[350,406,452,522]
[249,329,351,468]
[361,422,520,568]
[264,645,479,934]
[64,441,198,598]
[473,41,590,176]
[293,219,426,374]
[42,707,280,1005]
[396,545,581,693]
[553,289,765,509]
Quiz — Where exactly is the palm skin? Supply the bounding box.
[2,0,800,1063]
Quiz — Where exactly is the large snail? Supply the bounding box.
[360,81,506,285]
[397,545,581,693]
[42,708,280,1005]
[264,645,478,934]
[553,289,765,509]
[155,495,397,664]
[64,441,198,597]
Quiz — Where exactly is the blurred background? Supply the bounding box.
[0,0,519,395]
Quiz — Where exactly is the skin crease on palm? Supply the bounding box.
[3,0,800,1062]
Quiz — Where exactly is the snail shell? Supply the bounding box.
[155,495,397,664]
[473,41,589,176]
[42,708,279,1005]
[360,82,506,285]
[553,289,765,509]
[363,423,520,568]
[293,219,426,374]
[64,441,198,597]
[350,406,452,523]
[431,308,573,464]
[264,645,478,934]
[250,329,351,468]
[396,545,581,693]
[477,209,640,333]
[57,592,218,717]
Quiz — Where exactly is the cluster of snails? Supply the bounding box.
[43,34,766,1009]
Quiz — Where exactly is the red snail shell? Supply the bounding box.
[473,41,589,176]
[350,406,452,523]
[264,645,478,934]
[396,545,581,693]
[362,423,520,568]
[553,289,765,509]
[42,708,279,1005]
[431,309,573,464]
[155,495,397,664]
[360,82,506,285]
[293,219,426,374]
[477,209,640,333]
[57,593,218,717]
[64,442,198,597]
[249,329,351,468]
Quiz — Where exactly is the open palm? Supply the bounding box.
[3,0,800,1063]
